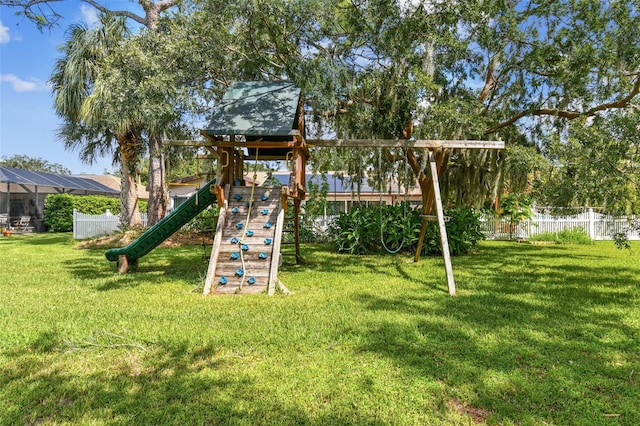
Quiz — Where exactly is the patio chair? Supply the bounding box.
[14,215,31,231]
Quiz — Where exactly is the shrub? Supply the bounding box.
[43,194,148,232]
[330,204,483,256]
[529,227,593,244]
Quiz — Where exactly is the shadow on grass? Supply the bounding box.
[1,331,377,425]
[348,243,640,423]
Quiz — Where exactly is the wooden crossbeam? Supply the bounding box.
[164,139,215,147]
[307,139,504,150]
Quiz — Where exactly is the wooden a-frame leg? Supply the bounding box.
[118,255,129,274]
[428,152,456,297]
[293,198,304,264]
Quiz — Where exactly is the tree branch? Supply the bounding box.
[81,0,145,26]
[485,75,640,135]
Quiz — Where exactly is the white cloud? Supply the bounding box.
[0,20,10,44]
[0,74,46,92]
[80,4,99,27]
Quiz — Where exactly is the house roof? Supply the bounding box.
[0,166,119,194]
[203,81,301,137]
[264,172,421,195]
[79,174,149,199]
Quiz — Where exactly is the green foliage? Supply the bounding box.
[613,219,640,251]
[539,113,640,214]
[43,194,148,232]
[331,204,483,256]
[0,155,71,175]
[331,205,381,254]
[500,193,533,223]
[529,228,593,245]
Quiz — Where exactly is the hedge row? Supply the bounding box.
[43,194,147,232]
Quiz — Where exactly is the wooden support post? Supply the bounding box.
[117,255,129,274]
[428,152,456,296]
[412,148,446,262]
[280,187,289,212]
[268,208,285,295]
[117,254,138,274]
[233,148,243,184]
[293,198,303,264]
[414,217,429,263]
[213,185,225,208]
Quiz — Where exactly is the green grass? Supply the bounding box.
[1,234,639,425]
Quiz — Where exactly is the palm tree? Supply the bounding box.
[50,13,143,229]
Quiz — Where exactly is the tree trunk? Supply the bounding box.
[118,133,142,229]
[146,134,167,226]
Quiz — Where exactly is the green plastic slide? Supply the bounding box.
[105,180,217,263]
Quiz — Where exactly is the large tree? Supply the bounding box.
[538,111,640,214]
[220,0,639,209]
[50,13,144,229]
[3,0,180,225]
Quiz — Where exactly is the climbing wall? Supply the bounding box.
[204,185,284,295]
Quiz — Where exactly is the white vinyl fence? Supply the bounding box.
[73,209,148,239]
[481,209,640,241]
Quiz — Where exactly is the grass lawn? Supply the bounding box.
[0,233,639,425]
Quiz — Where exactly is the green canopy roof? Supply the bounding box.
[203,81,301,137]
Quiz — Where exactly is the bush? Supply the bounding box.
[43,194,148,232]
[330,204,484,256]
[529,227,593,244]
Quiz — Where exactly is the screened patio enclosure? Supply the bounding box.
[0,166,118,231]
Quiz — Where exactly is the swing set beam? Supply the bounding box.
[310,138,504,297]
[307,139,504,150]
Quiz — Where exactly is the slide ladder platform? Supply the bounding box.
[204,186,284,295]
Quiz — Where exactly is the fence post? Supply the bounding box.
[588,208,595,239]
[73,209,77,239]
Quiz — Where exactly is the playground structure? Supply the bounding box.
[106,81,503,296]
[107,81,308,295]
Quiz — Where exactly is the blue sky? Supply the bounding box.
[0,1,143,175]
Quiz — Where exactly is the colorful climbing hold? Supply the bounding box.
[231,237,239,244]
[246,230,254,237]
[230,252,240,260]
[236,222,244,229]
[232,207,239,214]
[219,276,227,285]
[261,194,269,201]
[241,244,249,251]
[248,277,256,285]
[261,208,269,215]
[264,238,272,245]
[235,268,244,277]
[259,252,268,259]
[233,194,243,201]
[264,222,272,229]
